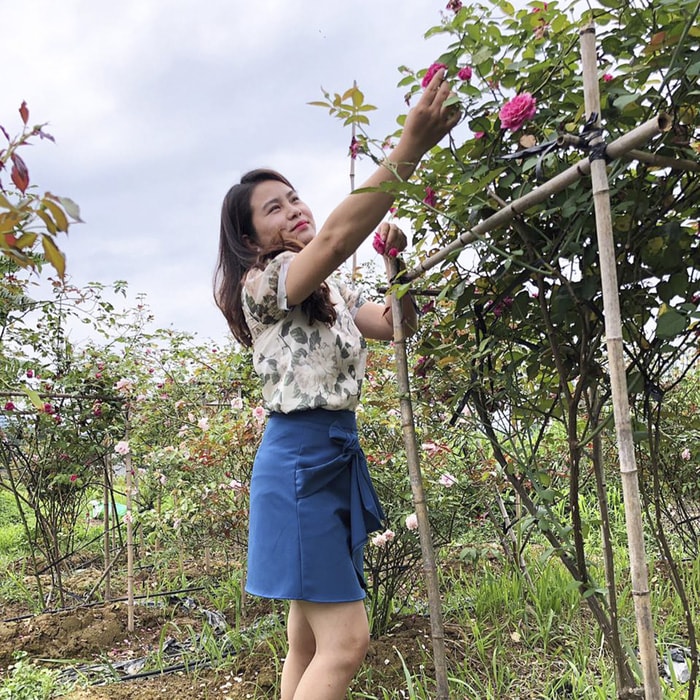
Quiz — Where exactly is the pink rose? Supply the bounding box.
[499,92,537,132]
[603,73,614,82]
[457,66,472,82]
[446,0,462,10]
[421,62,448,88]
[405,513,419,531]
[372,231,386,255]
[4,401,15,411]
[115,440,130,456]
[439,473,457,487]
[70,474,78,482]
[423,186,437,208]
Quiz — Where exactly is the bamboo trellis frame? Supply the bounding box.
[580,22,661,699]
[381,21,693,700]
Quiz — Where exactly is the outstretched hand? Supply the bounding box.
[398,69,461,160]
[373,222,407,258]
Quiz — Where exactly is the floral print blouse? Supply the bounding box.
[242,251,368,414]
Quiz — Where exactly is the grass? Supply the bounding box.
[1,483,698,699]
[0,652,61,700]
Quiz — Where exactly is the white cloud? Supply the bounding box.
[3,0,451,343]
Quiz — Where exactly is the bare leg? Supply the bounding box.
[281,600,316,700]
[288,600,369,700]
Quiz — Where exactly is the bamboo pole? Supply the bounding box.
[350,80,358,279]
[124,426,135,634]
[404,114,671,283]
[580,22,662,699]
[103,458,111,601]
[384,256,450,699]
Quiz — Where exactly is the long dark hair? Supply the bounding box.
[214,169,336,347]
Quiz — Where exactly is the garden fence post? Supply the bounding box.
[579,21,663,699]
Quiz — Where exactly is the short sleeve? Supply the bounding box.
[333,276,366,319]
[242,252,295,326]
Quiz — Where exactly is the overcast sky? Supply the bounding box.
[2,0,456,345]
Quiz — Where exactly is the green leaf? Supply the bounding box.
[41,234,66,277]
[22,385,44,410]
[655,305,687,339]
[58,196,84,223]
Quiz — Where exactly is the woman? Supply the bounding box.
[214,68,458,700]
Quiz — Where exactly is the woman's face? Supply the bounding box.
[249,179,316,249]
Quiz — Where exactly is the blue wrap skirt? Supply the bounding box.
[245,409,385,602]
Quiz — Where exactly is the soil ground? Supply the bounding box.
[0,559,463,699]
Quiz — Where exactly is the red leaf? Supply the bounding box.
[10,153,29,193]
[0,125,9,142]
[19,101,29,125]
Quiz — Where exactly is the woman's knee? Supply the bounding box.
[337,627,370,670]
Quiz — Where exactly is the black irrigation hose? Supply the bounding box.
[2,585,208,623]
[100,659,215,684]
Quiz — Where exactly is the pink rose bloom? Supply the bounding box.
[446,0,462,10]
[372,231,386,255]
[115,440,131,456]
[457,66,472,82]
[499,92,537,132]
[372,533,387,547]
[4,401,15,411]
[422,441,442,457]
[383,529,395,542]
[423,186,437,208]
[252,406,266,424]
[405,512,419,531]
[439,472,457,487]
[421,62,448,88]
[681,448,691,461]
[603,73,614,82]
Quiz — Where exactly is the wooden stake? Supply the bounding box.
[580,22,662,699]
[103,458,111,601]
[384,256,450,699]
[124,425,135,634]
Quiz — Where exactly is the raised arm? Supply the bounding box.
[284,69,459,307]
